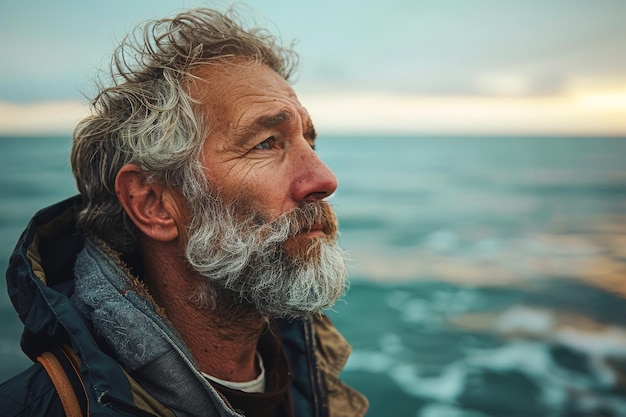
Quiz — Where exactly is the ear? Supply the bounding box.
[115,164,182,242]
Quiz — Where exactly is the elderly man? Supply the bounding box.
[0,8,368,417]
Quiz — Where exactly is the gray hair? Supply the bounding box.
[70,7,298,252]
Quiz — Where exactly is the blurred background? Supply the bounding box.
[1,1,626,416]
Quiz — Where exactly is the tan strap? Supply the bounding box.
[37,350,84,417]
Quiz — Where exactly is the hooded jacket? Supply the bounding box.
[0,196,368,416]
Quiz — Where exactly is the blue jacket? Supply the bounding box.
[0,196,368,416]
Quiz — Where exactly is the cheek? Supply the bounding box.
[219,177,285,221]
[210,159,296,219]
[242,167,296,217]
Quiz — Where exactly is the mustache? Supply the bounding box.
[256,201,338,241]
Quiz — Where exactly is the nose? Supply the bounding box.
[293,144,338,203]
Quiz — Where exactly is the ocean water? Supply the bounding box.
[1,135,626,416]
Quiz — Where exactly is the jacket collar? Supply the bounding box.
[73,236,235,417]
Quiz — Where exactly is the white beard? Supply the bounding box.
[184,193,347,319]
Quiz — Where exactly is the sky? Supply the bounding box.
[1,0,625,136]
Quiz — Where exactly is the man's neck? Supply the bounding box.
[140,240,267,382]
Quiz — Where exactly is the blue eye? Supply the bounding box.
[254,136,277,150]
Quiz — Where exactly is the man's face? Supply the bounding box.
[192,61,338,239]
[182,60,346,318]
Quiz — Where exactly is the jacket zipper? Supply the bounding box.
[303,319,328,417]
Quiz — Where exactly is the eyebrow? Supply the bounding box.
[234,109,317,147]
[303,119,317,142]
[233,110,289,147]
[261,110,291,128]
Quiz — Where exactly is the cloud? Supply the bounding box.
[3,1,626,103]
[1,83,625,137]
[302,88,626,136]
[0,101,89,136]
[475,72,568,97]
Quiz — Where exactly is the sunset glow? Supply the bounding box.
[3,87,626,137]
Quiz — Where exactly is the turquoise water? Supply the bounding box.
[2,135,626,416]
